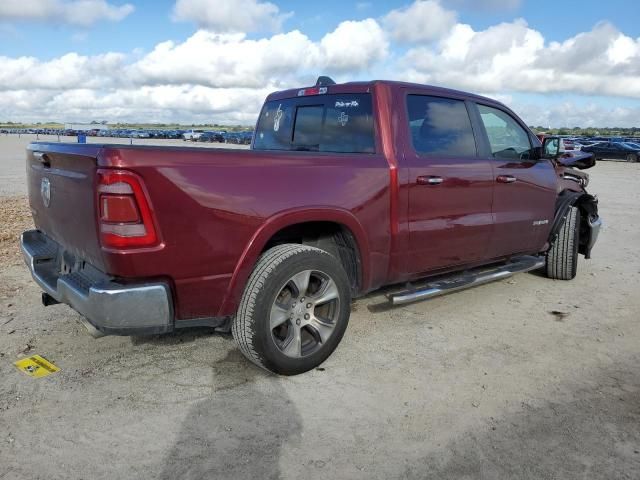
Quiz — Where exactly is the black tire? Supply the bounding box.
[232,244,351,375]
[546,206,580,280]
[626,153,638,163]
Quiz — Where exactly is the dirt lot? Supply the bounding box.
[1,135,639,480]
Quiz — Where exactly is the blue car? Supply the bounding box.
[581,141,640,162]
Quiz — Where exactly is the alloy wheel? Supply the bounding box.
[269,269,341,358]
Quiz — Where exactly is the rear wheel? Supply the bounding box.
[626,153,638,163]
[232,244,351,375]
[546,206,580,280]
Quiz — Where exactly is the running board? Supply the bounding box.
[387,256,545,306]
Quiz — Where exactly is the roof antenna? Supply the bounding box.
[316,76,336,86]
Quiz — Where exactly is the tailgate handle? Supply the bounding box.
[33,152,51,168]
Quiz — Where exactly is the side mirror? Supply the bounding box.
[531,145,543,160]
[542,137,561,159]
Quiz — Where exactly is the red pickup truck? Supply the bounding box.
[22,78,601,375]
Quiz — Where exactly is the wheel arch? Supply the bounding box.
[218,208,370,316]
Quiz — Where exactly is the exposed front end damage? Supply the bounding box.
[577,194,601,259]
[550,191,601,260]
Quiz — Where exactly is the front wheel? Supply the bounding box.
[232,244,351,375]
[546,206,580,280]
[626,153,638,163]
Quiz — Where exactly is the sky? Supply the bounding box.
[1,0,639,127]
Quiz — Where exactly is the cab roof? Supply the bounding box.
[266,79,503,108]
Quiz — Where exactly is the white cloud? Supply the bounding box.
[0,18,389,123]
[513,101,640,129]
[397,20,640,98]
[0,86,270,124]
[0,0,134,26]
[0,52,125,90]
[1,2,640,127]
[383,0,457,43]
[172,0,292,33]
[129,31,315,89]
[130,20,387,88]
[320,19,388,72]
[443,0,522,11]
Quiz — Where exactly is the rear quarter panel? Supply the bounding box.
[99,146,391,319]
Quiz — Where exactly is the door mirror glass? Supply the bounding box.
[542,137,563,158]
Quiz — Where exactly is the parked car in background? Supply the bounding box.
[182,129,204,141]
[130,131,150,139]
[197,132,218,142]
[222,131,252,144]
[581,141,640,162]
[212,132,226,142]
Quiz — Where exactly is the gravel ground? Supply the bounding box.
[1,135,639,479]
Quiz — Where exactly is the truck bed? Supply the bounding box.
[26,142,392,320]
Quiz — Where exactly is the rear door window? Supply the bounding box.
[406,95,477,157]
[254,94,374,153]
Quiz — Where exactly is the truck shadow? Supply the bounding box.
[401,361,640,480]
[159,350,302,480]
[130,327,227,346]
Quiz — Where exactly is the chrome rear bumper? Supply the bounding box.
[21,230,173,335]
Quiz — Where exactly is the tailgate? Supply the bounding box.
[26,143,105,270]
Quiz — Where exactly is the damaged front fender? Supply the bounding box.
[550,191,601,259]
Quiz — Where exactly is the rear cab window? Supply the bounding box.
[253,93,375,153]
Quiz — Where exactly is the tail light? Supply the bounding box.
[97,169,159,248]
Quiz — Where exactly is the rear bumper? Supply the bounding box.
[21,230,173,336]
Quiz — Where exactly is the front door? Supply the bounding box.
[474,103,557,258]
[404,93,494,275]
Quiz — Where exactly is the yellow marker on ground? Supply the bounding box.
[14,355,60,378]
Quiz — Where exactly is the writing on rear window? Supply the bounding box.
[254,94,374,153]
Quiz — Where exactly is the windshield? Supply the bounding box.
[253,93,375,153]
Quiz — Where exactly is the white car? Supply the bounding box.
[182,130,204,141]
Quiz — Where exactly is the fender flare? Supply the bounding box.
[218,207,371,317]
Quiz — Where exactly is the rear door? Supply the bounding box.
[471,103,557,258]
[403,92,494,274]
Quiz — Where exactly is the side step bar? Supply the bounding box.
[388,256,545,306]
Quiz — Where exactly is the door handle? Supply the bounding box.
[417,176,443,186]
[496,175,516,184]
